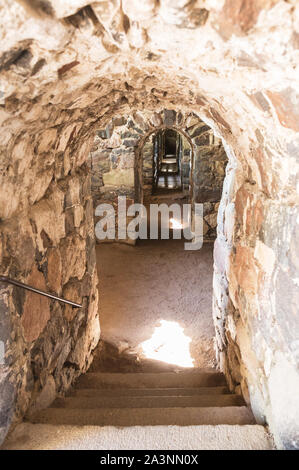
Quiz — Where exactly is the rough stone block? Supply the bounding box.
[21,265,51,343]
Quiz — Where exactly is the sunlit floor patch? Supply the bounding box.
[140,320,194,368]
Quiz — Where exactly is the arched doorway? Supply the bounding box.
[135,126,194,210]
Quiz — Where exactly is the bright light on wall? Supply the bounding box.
[141,320,194,368]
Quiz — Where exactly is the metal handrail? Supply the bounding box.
[0,276,82,308]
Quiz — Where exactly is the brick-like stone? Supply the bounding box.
[47,248,62,294]
[267,88,299,132]
[21,265,51,343]
[163,109,176,126]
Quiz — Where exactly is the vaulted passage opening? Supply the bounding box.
[87,111,227,372]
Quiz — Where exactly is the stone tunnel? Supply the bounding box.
[0,0,298,451]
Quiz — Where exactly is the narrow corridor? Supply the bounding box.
[0,0,298,451]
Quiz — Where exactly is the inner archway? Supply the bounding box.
[149,128,189,194]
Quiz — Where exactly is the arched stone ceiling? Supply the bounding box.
[0,1,298,223]
[0,0,298,138]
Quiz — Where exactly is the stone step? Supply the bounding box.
[72,386,229,397]
[2,423,274,450]
[30,406,255,426]
[76,370,226,389]
[52,394,245,409]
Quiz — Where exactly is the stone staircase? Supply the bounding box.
[2,369,274,449]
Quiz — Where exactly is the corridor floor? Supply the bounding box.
[95,240,216,369]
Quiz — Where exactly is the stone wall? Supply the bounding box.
[0,124,100,443]
[142,136,154,199]
[0,0,298,449]
[213,139,299,449]
[89,116,136,244]
[191,119,227,240]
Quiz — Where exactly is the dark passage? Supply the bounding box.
[153,129,183,192]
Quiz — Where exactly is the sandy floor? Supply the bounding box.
[96,240,216,369]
